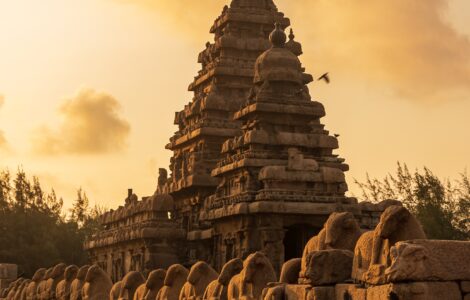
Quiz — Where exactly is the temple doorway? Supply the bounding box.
[283,224,318,261]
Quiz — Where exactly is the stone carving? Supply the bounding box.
[25,268,46,300]
[82,265,113,300]
[279,258,301,284]
[203,258,243,300]
[351,231,375,283]
[179,262,218,300]
[109,281,122,300]
[45,263,66,300]
[37,268,53,300]
[353,205,426,284]
[6,278,23,300]
[227,252,277,300]
[300,212,362,279]
[156,264,189,300]
[385,240,470,282]
[56,265,78,300]
[303,250,353,286]
[367,281,462,300]
[13,279,30,300]
[118,271,145,300]
[261,258,301,300]
[70,265,89,300]
[133,269,166,300]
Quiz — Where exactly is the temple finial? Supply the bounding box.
[269,22,286,48]
[289,28,295,41]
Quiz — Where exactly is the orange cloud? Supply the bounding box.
[32,89,131,155]
[120,0,470,101]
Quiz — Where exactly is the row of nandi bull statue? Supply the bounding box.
[2,204,469,300]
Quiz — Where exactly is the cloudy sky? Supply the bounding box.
[0,0,469,210]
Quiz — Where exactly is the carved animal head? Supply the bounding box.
[64,265,79,281]
[242,252,276,283]
[377,206,411,238]
[279,258,301,284]
[51,263,67,279]
[164,264,189,286]
[146,269,166,290]
[76,265,90,280]
[304,251,327,281]
[32,268,47,282]
[218,258,243,285]
[85,265,105,283]
[110,281,122,300]
[324,212,360,248]
[385,242,427,282]
[44,268,54,280]
[187,261,218,285]
[119,271,145,300]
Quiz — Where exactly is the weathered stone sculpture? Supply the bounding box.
[118,271,145,300]
[227,252,276,300]
[109,281,122,300]
[56,265,78,300]
[69,265,89,300]
[261,258,301,300]
[279,258,301,284]
[13,279,30,300]
[82,265,113,300]
[6,278,23,300]
[45,263,66,300]
[303,250,353,286]
[25,268,46,300]
[352,205,426,284]
[155,264,189,300]
[179,262,218,300]
[37,268,53,300]
[203,258,243,300]
[385,239,470,282]
[133,269,166,300]
[351,230,375,283]
[300,212,362,280]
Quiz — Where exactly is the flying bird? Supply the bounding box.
[334,134,340,138]
[318,73,330,84]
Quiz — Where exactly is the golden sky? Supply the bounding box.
[0,0,469,210]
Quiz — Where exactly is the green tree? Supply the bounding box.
[70,188,89,226]
[355,162,469,240]
[0,168,103,276]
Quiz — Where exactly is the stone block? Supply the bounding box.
[304,250,353,286]
[335,284,366,300]
[367,281,461,300]
[307,286,336,300]
[385,240,470,282]
[0,264,17,280]
[462,281,470,293]
[0,279,13,290]
[284,284,311,300]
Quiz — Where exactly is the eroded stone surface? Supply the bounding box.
[304,250,353,286]
[366,281,461,300]
[353,206,426,285]
[334,284,366,300]
[385,240,470,283]
[461,281,470,293]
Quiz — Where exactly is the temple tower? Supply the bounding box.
[85,0,391,277]
[202,23,358,272]
[164,0,290,264]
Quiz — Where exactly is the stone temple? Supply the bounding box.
[84,0,395,281]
